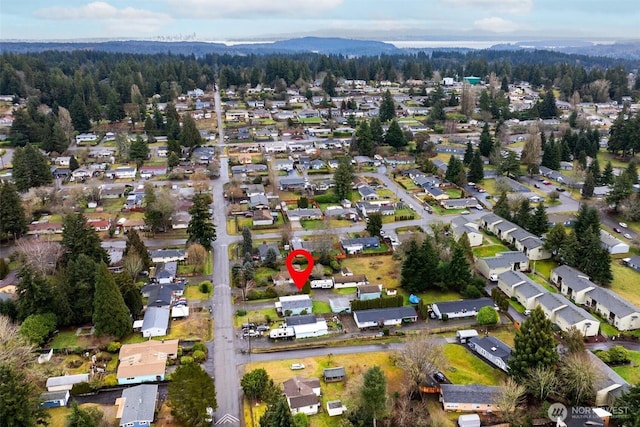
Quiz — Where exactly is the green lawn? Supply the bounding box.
[443,344,507,385]
[509,299,526,313]
[49,331,79,349]
[255,267,278,283]
[531,259,558,279]
[397,289,462,305]
[298,117,323,124]
[396,176,418,190]
[473,244,509,258]
[612,350,640,384]
[234,307,279,328]
[312,300,332,314]
[445,188,464,198]
[611,263,640,307]
[527,274,557,293]
[184,284,211,300]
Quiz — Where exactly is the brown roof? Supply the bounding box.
[253,209,273,222]
[357,284,382,294]
[333,274,367,284]
[283,377,320,408]
[117,340,179,380]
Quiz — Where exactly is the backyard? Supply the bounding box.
[612,350,640,384]
[611,263,640,307]
[443,344,507,385]
[340,256,401,289]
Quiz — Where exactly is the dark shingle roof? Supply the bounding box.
[432,298,494,315]
[285,314,318,326]
[354,306,417,323]
[440,384,503,405]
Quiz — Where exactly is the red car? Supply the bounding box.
[543,180,552,185]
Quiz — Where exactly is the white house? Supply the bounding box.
[141,307,170,338]
[584,287,640,331]
[332,274,368,289]
[431,298,495,320]
[46,374,89,392]
[276,295,313,316]
[285,315,329,339]
[283,377,321,416]
[551,265,596,304]
[353,307,418,329]
[451,217,483,247]
[476,252,529,280]
[468,336,512,372]
[600,230,630,254]
[534,293,599,337]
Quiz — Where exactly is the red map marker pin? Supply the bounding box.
[286,249,314,291]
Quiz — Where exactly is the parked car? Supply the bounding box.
[543,180,552,185]
[556,187,566,192]
[619,222,628,228]
[524,310,531,316]
[534,184,540,189]
[614,227,622,233]
[624,233,632,239]
[434,372,446,383]
[290,363,305,370]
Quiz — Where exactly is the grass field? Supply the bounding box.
[443,344,507,385]
[234,307,279,328]
[611,263,640,307]
[612,350,640,384]
[312,300,332,314]
[527,274,557,293]
[184,284,211,300]
[340,256,401,289]
[243,351,404,427]
[531,259,558,279]
[48,403,118,427]
[398,289,462,305]
[473,244,509,258]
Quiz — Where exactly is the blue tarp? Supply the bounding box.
[409,294,421,304]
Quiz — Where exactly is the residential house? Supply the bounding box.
[285,315,329,339]
[328,297,351,314]
[425,186,449,200]
[432,298,495,320]
[46,374,89,392]
[283,377,321,416]
[276,159,295,171]
[309,159,325,170]
[355,201,395,218]
[107,167,137,180]
[326,400,347,417]
[353,306,418,329]
[245,183,266,197]
[468,336,512,372]
[141,307,170,338]
[586,350,630,407]
[139,165,167,179]
[441,198,479,210]
[341,237,381,254]
[476,251,529,280]
[75,133,98,144]
[276,295,313,316]
[624,255,640,273]
[333,274,368,289]
[451,217,483,247]
[253,209,275,226]
[71,168,92,181]
[0,270,18,295]
[142,282,185,308]
[150,249,186,264]
[323,367,346,383]
[116,340,179,385]
[249,194,270,209]
[171,211,191,229]
[358,185,379,200]
[440,384,503,413]
[551,265,596,304]
[324,206,358,221]
[87,219,110,232]
[357,284,383,301]
[40,390,70,408]
[286,208,322,221]
[534,293,599,337]
[600,230,630,254]
[257,243,280,261]
[584,287,640,331]
[496,271,546,310]
[115,384,158,427]
[272,271,293,287]
[54,156,71,167]
[153,261,177,284]
[279,177,306,191]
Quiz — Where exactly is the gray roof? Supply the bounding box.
[142,307,170,332]
[280,177,306,186]
[440,384,503,405]
[432,298,494,315]
[587,286,640,318]
[555,304,598,326]
[257,243,280,259]
[480,251,528,269]
[342,237,380,247]
[150,249,185,260]
[585,350,629,393]
[249,194,269,207]
[498,270,528,287]
[442,198,478,208]
[553,265,595,292]
[600,230,627,249]
[426,186,445,197]
[519,237,544,250]
[469,336,512,362]
[329,297,351,312]
[281,298,313,312]
[481,213,503,225]
[285,314,318,326]
[354,306,417,323]
[494,220,519,234]
[120,384,158,425]
[358,186,377,197]
[510,229,535,242]
[535,292,570,312]
[46,374,89,388]
[515,281,546,299]
[323,367,346,378]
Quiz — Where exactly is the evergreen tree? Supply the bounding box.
[588,158,601,184]
[467,150,484,183]
[123,229,152,270]
[168,151,180,169]
[369,117,385,147]
[69,94,91,133]
[499,151,521,177]
[493,192,512,220]
[321,72,337,97]
[60,212,109,266]
[601,161,614,185]
[0,364,45,427]
[544,223,567,260]
[15,267,54,321]
[92,263,132,338]
[66,254,98,325]
[365,212,383,237]
[614,384,640,427]
[444,243,471,292]
[179,114,203,148]
[400,240,422,293]
[360,366,387,426]
[574,204,601,237]
[582,171,595,198]
[356,120,373,156]
[445,155,463,185]
[479,123,493,157]
[260,395,294,427]
[529,203,549,236]
[539,90,558,119]
[242,226,253,257]
[66,401,103,427]
[463,142,474,165]
[129,135,149,163]
[508,307,558,380]
[11,144,52,192]
[334,158,354,201]
[0,182,28,240]
[168,364,217,427]
[187,194,216,250]
[513,199,532,230]
[113,272,143,318]
[69,155,79,171]
[384,119,407,149]
[379,90,396,122]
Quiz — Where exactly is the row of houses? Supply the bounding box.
[481,213,550,261]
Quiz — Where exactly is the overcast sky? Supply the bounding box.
[1,0,639,43]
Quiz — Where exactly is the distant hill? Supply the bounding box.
[0,37,400,56]
[488,40,640,60]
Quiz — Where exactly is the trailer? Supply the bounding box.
[269,327,295,340]
[310,279,334,289]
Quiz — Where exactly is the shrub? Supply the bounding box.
[236,309,247,316]
[264,286,277,299]
[461,284,483,299]
[199,281,212,294]
[476,306,499,325]
[107,341,122,353]
[382,328,390,336]
[192,342,207,353]
[193,350,206,363]
[103,374,118,387]
[70,382,93,396]
[95,352,112,362]
[180,356,194,365]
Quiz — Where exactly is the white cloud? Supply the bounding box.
[33,2,172,33]
[166,0,344,18]
[442,0,533,14]
[473,16,519,32]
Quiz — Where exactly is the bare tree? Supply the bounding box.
[149,188,177,231]
[187,243,207,273]
[190,170,210,193]
[524,365,557,402]
[558,353,600,406]
[58,106,74,142]
[395,336,446,397]
[426,401,454,427]
[16,238,64,276]
[494,378,527,426]
[460,82,475,117]
[0,316,35,370]
[123,252,144,280]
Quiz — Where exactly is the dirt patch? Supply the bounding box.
[338,313,359,333]
[156,402,179,427]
